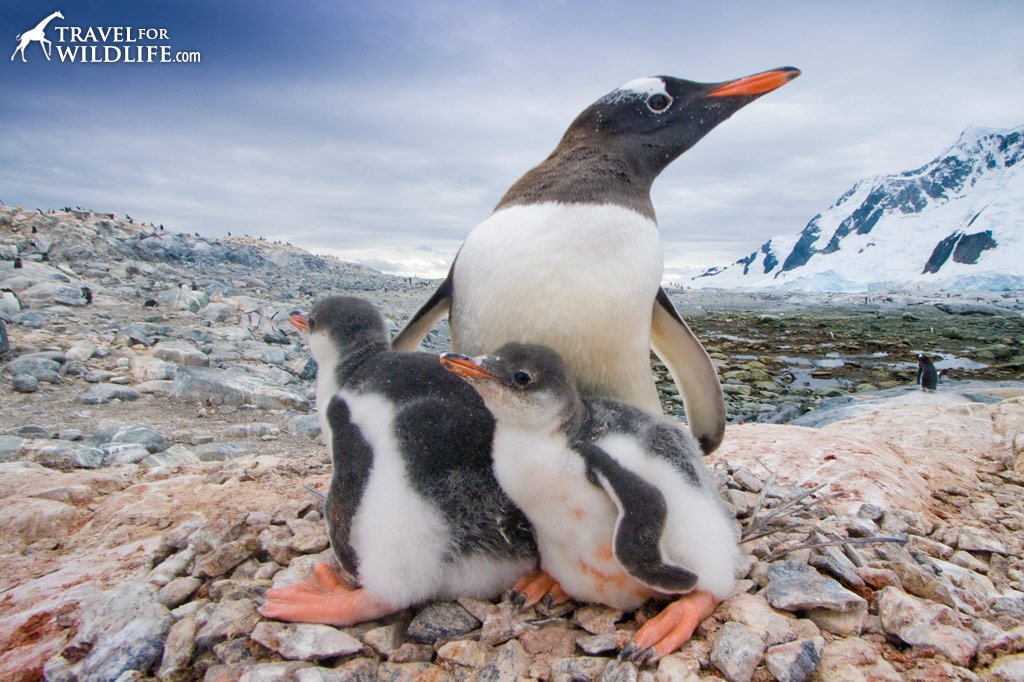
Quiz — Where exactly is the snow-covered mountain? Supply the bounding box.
[693,125,1024,292]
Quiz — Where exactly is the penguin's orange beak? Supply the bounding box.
[289,312,308,330]
[709,67,801,97]
[440,353,499,381]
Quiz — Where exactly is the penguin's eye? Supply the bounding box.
[307,317,316,330]
[512,371,533,387]
[646,93,672,113]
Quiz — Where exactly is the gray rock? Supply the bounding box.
[152,339,209,366]
[194,441,255,461]
[23,439,105,469]
[74,383,142,404]
[11,373,38,392]
[129,354,176,381]
[197,302,237,323]
[7,355,60,378]
[157,613,197,680]
[65,340,97,362]
[478,640,530,682]
[406,602,481,644]
[194,598,262,648]
[84,369,116,383]
[295,660,378,682]
[102,443,153,465]
[78,607,173,680]
[602,659,639,682]
[763,636,825,682]
[86,424,169,453]
[362,622,408,656]
[12,310,45,327]
[122,322,155,347]
[250,621,364,660]
[170,365,309,410]
[0,435,26,461]
[195,538,258,578]
[986,654,1024,682]
[764,561,866,613]
[288,414,321,438]
[141,444,201,468]
[225,423,280,438]
[158,576,203,608]
[710,622,766,682]
[157,284,210,311]
[877,586,979,666]
[550,656,609,682]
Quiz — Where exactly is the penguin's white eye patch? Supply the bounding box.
[646,93,672,113]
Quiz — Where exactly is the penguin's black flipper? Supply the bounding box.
[580,444,698,594]
[392,261,455,352]
[650,288,726,455]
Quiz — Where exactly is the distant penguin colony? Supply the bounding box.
[394,67,800,456]
[917,353,938,391]
[442,343,739,663]
[259,296,537,626]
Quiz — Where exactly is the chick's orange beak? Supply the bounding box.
[289,312,308,330]
[440,353,499,381]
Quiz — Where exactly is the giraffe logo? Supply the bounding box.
[11,10,64,62]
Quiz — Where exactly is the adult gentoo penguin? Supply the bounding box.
[441,342,739,664]
[259,296,537,626]
[916,353,938,391]
[393,67,801,455]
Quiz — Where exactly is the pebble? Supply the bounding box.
[406,602,480,644]
[710,622,766,682]
[250,621,364,660]
[764,561,866,613]
[194,599,263,649]
[763,636,824,682]
[877,586,980,666]
[74,382,142,403]
[11,373,38,392]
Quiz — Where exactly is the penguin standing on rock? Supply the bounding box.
[916,354,938,391]
[259,296,537,626]
[442,342,739,664]
[394,67,801,456]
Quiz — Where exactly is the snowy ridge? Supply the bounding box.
[693,125,1024,292]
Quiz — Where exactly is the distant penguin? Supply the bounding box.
[442,342,739,663]
[394,67,800,456]
[81,287,93,304]
[917,354,938,391]
[13,258,22,269]
[143,299,158,308]
[0,317,9,355]
[1,288,23,314]
[259,296,537,626]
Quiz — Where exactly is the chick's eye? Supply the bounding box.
[307,318,316,330]
[513,371,533,386]
[647,93,671,112]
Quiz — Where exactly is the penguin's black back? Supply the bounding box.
[917,356,938,391]
[330,350,534,570]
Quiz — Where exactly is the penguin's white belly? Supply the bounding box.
[491,427,656,611]
[452,203,663,410]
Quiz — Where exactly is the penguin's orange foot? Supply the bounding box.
[510,570,570,609]
[621,590,718,665]
[259,561,394,626]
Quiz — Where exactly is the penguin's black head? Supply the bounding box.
[576,67,801,179]
[441,342,584,434]
[293,296,389,367]
[497,67,799,217]
[916,353,934,365]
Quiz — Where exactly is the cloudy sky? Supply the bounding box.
[2,1,1022,279]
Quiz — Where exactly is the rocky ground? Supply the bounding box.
[1,205,1023,682]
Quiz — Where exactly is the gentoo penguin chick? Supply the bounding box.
[916,353,938,391]
[395,67,801,455]
[259,296,536,626]
[441,343,739,663]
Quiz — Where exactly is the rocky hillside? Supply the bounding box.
[695,125,1024,292]
[2,205,1024,682]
